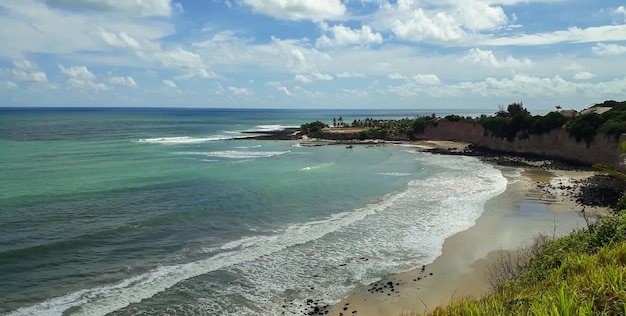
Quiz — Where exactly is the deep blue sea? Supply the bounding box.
[0,108,505,315]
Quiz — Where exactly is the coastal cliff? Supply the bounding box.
[421,119,626,171]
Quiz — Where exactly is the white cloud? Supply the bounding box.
[97,27,217,77]
[294,72,333,83]
[384,71,622,100]
[388,73,406,80]
[44,0,176,17]
[311,72,333,80]
[267,81,292,96]
[162,79,177,88]
[10,59,48,82]
[336,72,365,78]
[266,37,330,73]
[616,6,626,21]
[316,25,383,48]
[215,82,225,95]
[242,0,345,20]
[295,74,312,83]
[57,64,95,80]
[373,0,507,44]
[97,27,144,50]
[174,69,218,80]
[479,25,626,46]
[155,48,205,69]
[573,71,596,80]
[592,43,626,56]
[340,88,368,98]
[109,76,137,87]
[0,1,175,59]
[58,64,109,91]
[460,74,580,97]
[564,63,583,71]
[462,48,532,68]
[12,69,48,82]
[1,81,18,89]
[412,74,440,85]
[455,0,507,31]
[227,86,250,96]
[389,8,465,42]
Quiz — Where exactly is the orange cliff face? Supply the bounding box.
[422,119,626,172]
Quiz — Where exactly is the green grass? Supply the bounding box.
[412,214,626,316]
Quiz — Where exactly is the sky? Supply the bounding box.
[0,0,625,110]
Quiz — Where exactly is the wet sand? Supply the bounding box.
[326,166,599,316]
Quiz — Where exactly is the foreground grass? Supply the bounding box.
[418,214,626,316]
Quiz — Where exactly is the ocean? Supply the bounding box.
[0,108,506,316]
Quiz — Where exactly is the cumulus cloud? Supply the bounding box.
[388,73,406,80]
[242,0,345,20]
[592,43,626,56]
[316,24,383,48]
[44,0,176,17]
[462,48,532,68]
[336,72,365,78]
[227,86,249,96]
[109,76,137,87]
[616,6,626,21]
[311,72,333,80]
[155,48,205,69]
[412,74,440,85]
[58,64,95,80]
[10,60,48,82]
[162,79,177,88]
[1,81,18,89]
[573,71,596,80]
[175,69,218,80]
[267,81,292,96]
[294,72,333,83]
[295,74,312,83]
[58,64,109,91]
[373,0,507,44]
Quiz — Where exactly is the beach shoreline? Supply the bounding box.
[324,143,606,316]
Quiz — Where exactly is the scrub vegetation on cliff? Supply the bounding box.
[301,100,626,145]
[416,212,626,316]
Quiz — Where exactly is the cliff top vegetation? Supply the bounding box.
[300,100,626,145]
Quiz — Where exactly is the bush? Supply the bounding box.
[300,121,328,135]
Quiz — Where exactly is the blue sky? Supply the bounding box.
[1,0,625,110]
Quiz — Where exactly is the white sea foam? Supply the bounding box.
[377,172,413,176]
[300,162,333,171]
[248,124,297,132]
[10,154,508,316]
[136,135,247,144]
[199,154,509,315]
[9,188,394,316]
[233,145,262,149]
[205,150,290,159]
[172,150,290,159]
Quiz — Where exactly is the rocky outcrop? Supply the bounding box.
[421,119,626,171]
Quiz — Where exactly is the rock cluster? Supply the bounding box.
[574,175,626,208]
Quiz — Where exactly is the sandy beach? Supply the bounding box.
[326,161,602,316]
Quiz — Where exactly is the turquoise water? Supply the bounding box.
[0,108,505,315]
